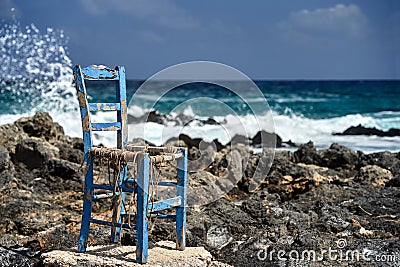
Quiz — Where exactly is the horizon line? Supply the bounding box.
[124,78,400,81]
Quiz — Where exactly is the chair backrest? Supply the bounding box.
[73,65,128,161]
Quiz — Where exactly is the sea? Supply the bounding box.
[1,21,400,153]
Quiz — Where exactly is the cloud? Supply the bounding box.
[279,4,368,41]
[80,0,200,30]
[139,31,165,44]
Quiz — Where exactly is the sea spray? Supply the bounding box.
[0,19,83,140]
[0,20,77,113]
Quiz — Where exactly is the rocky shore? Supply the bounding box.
[0,112,399,266]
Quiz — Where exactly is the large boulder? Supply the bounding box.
[0,123,28,153]
[47,159,80,181]
[334,124,385,136]
[355,165,393,186]
[318,143,360,169]
[295,142,360,170]
[178,134,202,149]
[227,134,250,146]
[128,110,167,125]
[15,112,64,141]
[14,137,59,170]
[251,130,282,148]
[54,137,84,164]
[360,151,400,177]
[294,141,322,165]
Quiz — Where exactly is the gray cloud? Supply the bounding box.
[80,0,200,30]
[279,4,368,41]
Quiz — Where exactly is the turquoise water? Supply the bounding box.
[1,20,400,152]
[79,79,400,126]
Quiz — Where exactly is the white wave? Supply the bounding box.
[268,93,328,103]
[2,108,399,153]
[373,110,400,116]
[125,107,400,153]
[362,111,400,131]
[128,105,146,117]
[273,111,400,152]
[0,113,32,125]
[124,102,270,146]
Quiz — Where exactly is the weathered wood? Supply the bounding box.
[90,122,121,131]
[81,65,119,80]
[77,159,93,252]
[176,148,188,251]
[125,144,182,153]
[89,147,182,163]
[74,65,188,264]
[91,183,115,191]
[90,218,132,229]
[88,103,121,111]
[114,66,128,243]
[157,181,177,187]
[93,192,114,200]
[150,153,183,163]
[136,153,149,264]
[74,65,93,253]
[148,196,182,212]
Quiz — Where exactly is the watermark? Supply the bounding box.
[257,239,400,263]
[128,61,276,207]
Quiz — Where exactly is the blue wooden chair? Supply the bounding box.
[73,65,187,264]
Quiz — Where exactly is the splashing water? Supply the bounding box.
[0,19,77,117]
[0,20,71,80]
[0,19,81,139]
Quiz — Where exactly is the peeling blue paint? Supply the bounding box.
[74,65,188,264]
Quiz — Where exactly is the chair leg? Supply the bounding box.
[110,192,122,243]
[111,167,127,243]
[176,150,188,250]
[117,191,126,240]
[78,160,94,252]
[136,153,149,264]
[110,191,126,243]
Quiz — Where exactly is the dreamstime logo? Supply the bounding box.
[128,61,276,207]
[257,238,400,263]
[336,238,347,249]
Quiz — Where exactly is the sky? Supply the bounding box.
[1,0,399,80]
